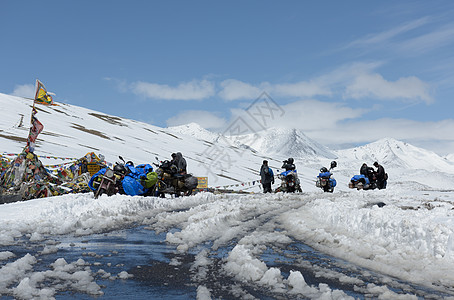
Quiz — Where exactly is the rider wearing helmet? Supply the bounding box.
[282,158,296,171]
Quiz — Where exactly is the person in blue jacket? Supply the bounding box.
[260,160,274,193]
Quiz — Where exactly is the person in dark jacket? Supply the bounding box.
[374,162,387,189]
[171,152,187,174]
[360,163,376,184]
[360,163,369,176]
[260,160,274,193]
[282,158,296,171]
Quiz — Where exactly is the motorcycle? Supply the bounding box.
[275,169,302,193]
[89,156,158,198]
[349,173,377,190]
[89,157,129,199]
[316,161,337,193]
[154,157,198,197]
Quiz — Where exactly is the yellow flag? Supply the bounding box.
[34,79,54,105]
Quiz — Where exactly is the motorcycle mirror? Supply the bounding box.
[330,161,337,169]
[119,156,125,164]
[155,156,159,161]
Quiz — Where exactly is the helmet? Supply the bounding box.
[320,167,328,173]
[114,164,127,175]
[288,158,294,164]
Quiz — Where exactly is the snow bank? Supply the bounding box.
[0,187,454,298]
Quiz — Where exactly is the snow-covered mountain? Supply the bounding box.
[336,138,454,173]
[167,122,221,143]
[226,127,337,160]
[445,153,454,163]
[168,124,336,160]
[1,92,454,190]
[0,93,269,188]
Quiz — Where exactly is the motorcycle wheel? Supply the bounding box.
[94,188,106,199]
[107,187,117,196]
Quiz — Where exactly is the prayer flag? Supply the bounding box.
[34,79,54,105]
[28,115,43,143]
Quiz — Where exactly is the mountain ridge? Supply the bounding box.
[1,92,454,191]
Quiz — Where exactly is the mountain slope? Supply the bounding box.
[2,92,454,191]
[0,93,267,188]
[336,138,454,173]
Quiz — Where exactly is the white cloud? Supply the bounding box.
[218,63,432,104]
[277,99,365,131]
[104,77,129,93]
[218,79,263,101]
[345,73,433,104]
[166,110,226,130]
[344,17,430,49]
[342,16,454,58]
[11,84,35,98]
[131,79,215,100]
[305,118,454,155]
[273,81,331,98]
[397,25,454,55]
[218,79,331,101]
[227,99,366,134]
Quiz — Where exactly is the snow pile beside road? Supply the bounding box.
[0,187,454,298]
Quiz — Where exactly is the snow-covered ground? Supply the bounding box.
[2,92,454,298]
[1,187,454,299]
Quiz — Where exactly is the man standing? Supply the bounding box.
[260,160,274,193]
[374,161,387,189]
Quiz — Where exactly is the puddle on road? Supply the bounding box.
[2,226,453,299]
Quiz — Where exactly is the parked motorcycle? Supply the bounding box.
[154,157,198,197]
[316,161,337,193]
[349,173,377,190]
[275,169,302,193]
[89,157,128,199]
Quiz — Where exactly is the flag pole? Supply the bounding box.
[25,80,38,152]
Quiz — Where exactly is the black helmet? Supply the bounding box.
[320,167,328,173]
[114,164,127,175]
[288,158,294,164]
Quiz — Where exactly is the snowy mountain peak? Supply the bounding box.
[232,126,337,160]
[445,153,454,163]
[337,137,454,172]
[169,122,205,133]
[167,122,220,142]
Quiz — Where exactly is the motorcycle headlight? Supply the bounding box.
[105,169,114,177]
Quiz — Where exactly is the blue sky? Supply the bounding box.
[2,1,454,154]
